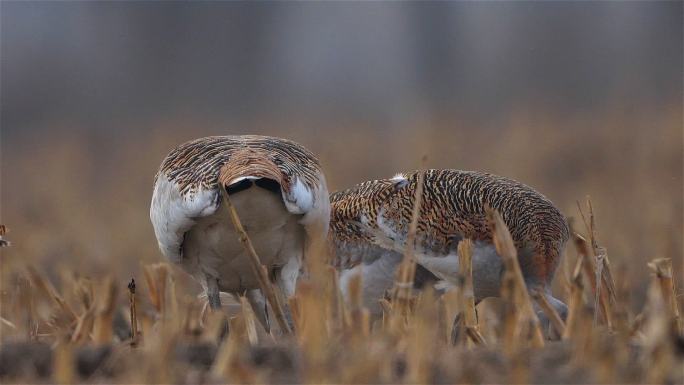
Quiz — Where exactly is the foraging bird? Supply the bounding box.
[330,169,569,329]
[150,136,330,331]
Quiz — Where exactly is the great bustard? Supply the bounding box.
[150,135,330,331]
[329,169,569,328]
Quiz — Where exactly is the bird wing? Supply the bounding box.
[150,173,220,264]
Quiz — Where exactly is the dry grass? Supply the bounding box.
[0,106,682,382]
[0,201,682,383]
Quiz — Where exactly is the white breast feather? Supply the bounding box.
[150,174,219,263]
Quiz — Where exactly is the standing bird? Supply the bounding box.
[150,135,330,331]
[330,169,569,330]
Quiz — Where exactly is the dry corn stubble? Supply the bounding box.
[0,200,682,384]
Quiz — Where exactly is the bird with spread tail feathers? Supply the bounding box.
[329,169,569,331]
[150,135,330,332]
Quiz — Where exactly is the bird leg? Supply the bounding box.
[246,289,270,333]
[206,277,222,310]
[531,288,568,340]
[273,257,300,332]
[450,305,480,345]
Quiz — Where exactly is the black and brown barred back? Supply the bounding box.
[156,135,324,196]
[330,169,569,284]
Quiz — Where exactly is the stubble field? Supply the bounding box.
[0,106,682,383]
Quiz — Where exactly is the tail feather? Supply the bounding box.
[219,150,285,189]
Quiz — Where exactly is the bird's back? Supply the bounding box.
[330,169,569,284]
[155,135,325,197]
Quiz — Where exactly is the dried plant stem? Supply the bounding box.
[182,300,202,337]
[296,281,329,383]
[239,295,259,345]
[532,289,566,336]
[582,198,619,306]
[0,316,16,330]
[441,288,460,344]
[26,266,77,322]
[344,270,370,339]
[4,191,682,384]
[488,209,545,348]
[642,278,675,384]
[562,256,585,340]
[458,240,477,328]
[572,230,612,327]
[143,264,168,317]
[587,254,612,327]
[93,277,117,344]
[576,200,616,327]
[596,249,617,309]
[406,288,439,384]
[128,278,139,345]
[456,239,484,346]
[327,267,345,334]
[648,258,682,334]
[392,169,425,316]
[71,306,95,344]
[223,193,291,335]
[465,326,487,345]
[53,339,74,384]
[501,273,519,353]
[16,275,35,340]
[201,311,228,343]
[211,313,249,380]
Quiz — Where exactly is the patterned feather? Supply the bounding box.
[330,169,568,284]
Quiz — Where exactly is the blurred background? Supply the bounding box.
[1,2,682,306]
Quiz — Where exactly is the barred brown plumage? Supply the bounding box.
[330,169,569,333]
[150,135,330,333]
[156,135,324,197]
[332,169,568,282]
